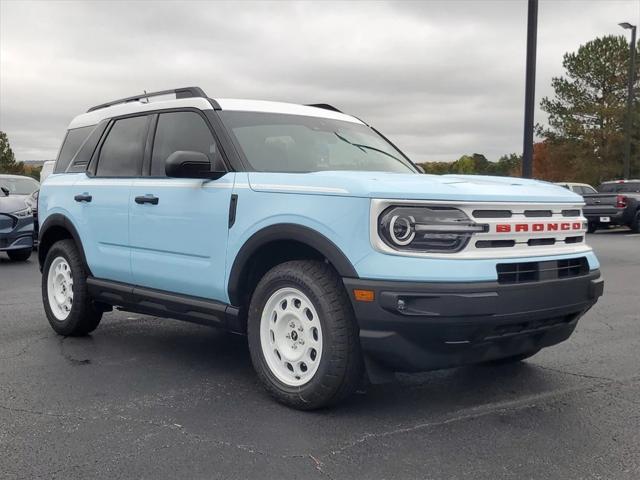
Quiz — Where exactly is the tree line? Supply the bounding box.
[0,131,42,180]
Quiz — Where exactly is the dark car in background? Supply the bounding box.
[0,174,40,252]
[582,180,640,233]
[0,186,35,261]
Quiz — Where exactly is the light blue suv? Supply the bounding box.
[38,87,603,409]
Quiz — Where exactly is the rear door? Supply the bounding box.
[129,110,233,301]
[74,114,150,283]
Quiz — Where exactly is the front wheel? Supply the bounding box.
[42,239,102,336]
[247,260,363,410]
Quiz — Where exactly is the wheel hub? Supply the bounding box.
[260,287,323,387]
[47,256,74,321]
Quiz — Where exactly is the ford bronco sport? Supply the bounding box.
[38,87,604,409]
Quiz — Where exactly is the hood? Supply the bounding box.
[0,195,29,214]
[247,171,584,203]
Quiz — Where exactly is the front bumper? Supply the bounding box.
[0,214,34,251]
[344,270,603,375]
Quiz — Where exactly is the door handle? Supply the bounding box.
[135,195,159,205]
[74,194,92,203]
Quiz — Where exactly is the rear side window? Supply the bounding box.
[96,116,149,177]
[54,125,95,173]
[599,182,640,193]
[150,111,222,177]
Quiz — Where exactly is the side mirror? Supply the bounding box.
[1,186,9,196]
[165,151,226,179]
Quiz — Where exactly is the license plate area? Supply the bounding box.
[599,216,610,222]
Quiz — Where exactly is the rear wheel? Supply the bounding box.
[587,222,597,234]
[247,260,363,410]
[7,248,32,261]
[42,239,102,336]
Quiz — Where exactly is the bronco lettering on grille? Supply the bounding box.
[495,222,582,233]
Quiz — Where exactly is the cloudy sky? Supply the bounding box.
[1,0,639,162]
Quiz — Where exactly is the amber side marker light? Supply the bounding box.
[353,289,375,302]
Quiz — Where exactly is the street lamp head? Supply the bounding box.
[618,22,635,30]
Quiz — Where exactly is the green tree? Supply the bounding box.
[539,35,640,183]
[0,131,26,175]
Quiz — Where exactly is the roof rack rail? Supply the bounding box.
[306,103,343,113]
[87,86,208,113]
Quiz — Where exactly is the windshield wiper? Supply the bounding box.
[334,132,403,163]
[334,132,367,154]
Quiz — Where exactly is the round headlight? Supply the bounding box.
[389,214,415,245]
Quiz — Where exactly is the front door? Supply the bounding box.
[129,110,233,302]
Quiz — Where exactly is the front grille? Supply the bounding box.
[497,257,589,284]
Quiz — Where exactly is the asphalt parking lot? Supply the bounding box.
[0,230,638,480]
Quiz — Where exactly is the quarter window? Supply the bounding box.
[151,111,222,177]
[54,125,95,173]
[96,116,149,177]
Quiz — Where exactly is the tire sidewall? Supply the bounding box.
[248,268,345,400]
[42,241,88,335]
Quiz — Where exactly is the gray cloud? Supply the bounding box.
[1,0,639,162]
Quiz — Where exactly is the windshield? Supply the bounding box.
[219,111,417,173]
[599,182,640,193]
[0,176,39,195]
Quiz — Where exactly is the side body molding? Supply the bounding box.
[227,223,359,305]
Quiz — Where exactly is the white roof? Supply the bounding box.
[68,96,362,130]
[214,98,363,124]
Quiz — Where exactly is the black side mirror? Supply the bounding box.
[1,186,9,196]
[165,151,226,179]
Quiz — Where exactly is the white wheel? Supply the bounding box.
[259,287,323,387]
[47,256,74,321]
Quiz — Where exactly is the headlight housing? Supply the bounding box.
[378,206,487,253]
[12,206,33,218]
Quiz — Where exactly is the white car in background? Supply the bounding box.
[555,182,597,195]
[40,161,55,183]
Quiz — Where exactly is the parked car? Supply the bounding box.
[581,180,640,233]
[0,174,40,249]
[555,182,598,196]
[40,160,55,183]
[37,87,604,409]
[0,185,34,261]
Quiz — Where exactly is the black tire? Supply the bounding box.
[483,349,540,365]
[630,211,640,233]
[42,239,102,336]
[587,222,597,234]
[247,260,364,410]
[7,248,32,261]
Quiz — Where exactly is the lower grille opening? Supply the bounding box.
[497,257,589,284]
[565,236,583,244]
[476,240,516,248]
[527,238,556,246]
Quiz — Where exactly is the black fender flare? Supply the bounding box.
[227,223,359,305]
[38,213,91,274]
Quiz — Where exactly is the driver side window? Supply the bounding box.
[150,111,223,177]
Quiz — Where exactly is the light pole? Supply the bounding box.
[619,22,636,180]
[522,0,538,178]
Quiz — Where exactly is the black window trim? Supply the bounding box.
[145,107,232,178]
[90,113,151,178]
